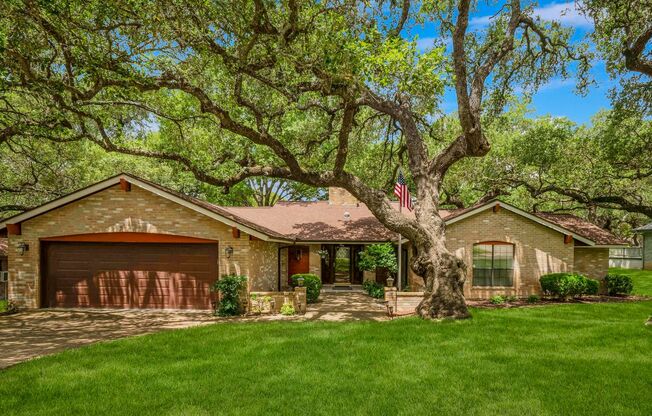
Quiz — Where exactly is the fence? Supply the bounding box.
[609,247,642,269]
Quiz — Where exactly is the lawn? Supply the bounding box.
[1,302,650,416]
[609,268,652,296]
[0,300,6,313]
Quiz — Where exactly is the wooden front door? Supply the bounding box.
[288,246,309,281]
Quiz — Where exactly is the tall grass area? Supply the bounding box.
[1,302,650,416]
[609,268,652,296]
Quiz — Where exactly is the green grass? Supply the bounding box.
[1,302,651,416]
[609,268,652,296]
[0,300,6,313]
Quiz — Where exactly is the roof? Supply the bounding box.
[534,213,628,246]
[0,238,6,257]
[0,173,627,246]
[635,222,652,232]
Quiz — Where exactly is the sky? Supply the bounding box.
[410,1,612,125]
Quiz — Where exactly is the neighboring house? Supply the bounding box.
[635,222,652,270]
[0,173,626,310]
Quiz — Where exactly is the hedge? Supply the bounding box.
[290,273,322,303]
[605,274,634,296]
[539,272,600,300]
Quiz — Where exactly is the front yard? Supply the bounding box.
[610,267,652,296]
[1,301,650,415]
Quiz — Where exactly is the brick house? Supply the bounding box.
[0,173,626,309]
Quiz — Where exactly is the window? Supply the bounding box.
[472,243,514,287]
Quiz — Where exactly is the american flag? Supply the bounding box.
[394,169,413,211]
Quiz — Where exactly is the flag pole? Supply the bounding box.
[398,201,402,291]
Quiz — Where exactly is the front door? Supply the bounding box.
[288,246,309,281]
[334,246,351,284]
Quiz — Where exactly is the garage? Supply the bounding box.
[42,242,219,309]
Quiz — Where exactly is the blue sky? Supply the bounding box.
[410,1,611,124]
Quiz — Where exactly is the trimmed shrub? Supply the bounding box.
[290,273,322,303]
[527,294,540,303]
[280,302,296,316]
[539,273,599,300]
[505,295,518,303]
[212,275,247,316]
[490,295,505,305]
[605,274,634,296]
[362,280,385,299]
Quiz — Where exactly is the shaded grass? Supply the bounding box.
[1,302,651,416]
[609,268,652,296]
[0,300,6,313]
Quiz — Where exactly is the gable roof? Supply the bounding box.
[0,173,292,243]
[0,173,626,246]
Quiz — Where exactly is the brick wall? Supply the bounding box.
[249,240,280,291]
[407,208,575,299]
[328,187,358,205]
[7,184,265,308]
[574,248,609,280]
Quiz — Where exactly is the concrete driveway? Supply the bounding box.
[0,309,216,369]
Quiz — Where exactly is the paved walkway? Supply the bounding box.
[0,293,387,369]
[0,309,215,369]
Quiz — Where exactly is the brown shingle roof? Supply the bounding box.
[534,213,627,246]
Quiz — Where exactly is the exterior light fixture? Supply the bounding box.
[343,211,351,222]
[295,249,302,261]
[18,242,29,256]
[225,246,234,259]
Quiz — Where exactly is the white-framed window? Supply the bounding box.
[472,242,514,287]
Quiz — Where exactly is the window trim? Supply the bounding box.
[471,242,515,288]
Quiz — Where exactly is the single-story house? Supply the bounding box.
[635,222,652,270]
[0,173,626,310]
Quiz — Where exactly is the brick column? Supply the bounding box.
[384,287,397,316]
[293,287,307,314]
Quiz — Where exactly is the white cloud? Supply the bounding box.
[416,36,451,52]
[470,2,592,28]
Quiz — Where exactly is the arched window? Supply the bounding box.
[472,242,514,287]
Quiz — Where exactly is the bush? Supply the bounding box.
[605,274,634,296]
[527,294,540,303]
[505,295,518,303]
[212,275,247,316]
[290,273,322,303]
[539,273,599,300]
[358,243,398,274]
[362,280,385,299]
[490,295,505,305]
[280,302,296,316]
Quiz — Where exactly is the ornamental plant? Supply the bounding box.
[280,302,296,316]
[539,273,599,300]
[605,274,634,296]
[358,243,398,276]
[212,275,247,316]
[362,280,385,299]
[290,273,322,303]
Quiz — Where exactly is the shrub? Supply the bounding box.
[358,243,398,274]
[539,273,598,300]
[362,280,385,299]
[212,275,247,316]
[280,302,296,316]
[605,274,634,296]
[505,295,518,303]
[290,273,322,303]
[527,294,540,303]
[490,295,505,305]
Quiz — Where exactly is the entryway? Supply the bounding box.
[320,244,364,285]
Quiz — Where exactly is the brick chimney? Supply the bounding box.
[328,187,358,205]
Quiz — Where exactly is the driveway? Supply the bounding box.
[0,309,216,369]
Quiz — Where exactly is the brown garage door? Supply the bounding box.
[43,243,218,309]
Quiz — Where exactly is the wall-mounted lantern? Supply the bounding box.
[225,246,234,259]
[294,249,302,261]
[18,242,29,256]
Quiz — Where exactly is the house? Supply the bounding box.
[0,239,7,300]
[635,222,652,270]
[0,173,626,310]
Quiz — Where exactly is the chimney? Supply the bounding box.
[328,187,359,205]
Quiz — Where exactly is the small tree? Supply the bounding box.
[358,243,398,281]
[212,275,247,317]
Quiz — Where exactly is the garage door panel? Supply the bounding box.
[45,242,218,309]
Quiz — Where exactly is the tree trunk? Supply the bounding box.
[413,241,470,320]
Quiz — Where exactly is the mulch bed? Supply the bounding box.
[468,295,649,309]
